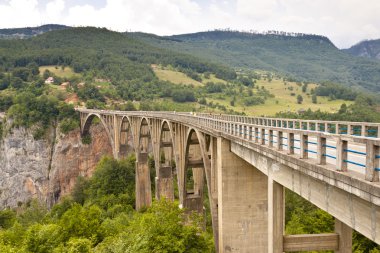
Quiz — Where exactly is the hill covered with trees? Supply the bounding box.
[133,30,380,92]
[344,39,380,60]
[0,24,69,39]
[0,27,241,137]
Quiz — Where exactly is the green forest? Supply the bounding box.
[134,30,380,92]
[0,156,214,252]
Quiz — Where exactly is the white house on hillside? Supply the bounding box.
[45,77,54,84]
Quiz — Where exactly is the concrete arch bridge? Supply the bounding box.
[77,108,380,253]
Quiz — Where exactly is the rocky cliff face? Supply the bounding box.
[0,123,112,208]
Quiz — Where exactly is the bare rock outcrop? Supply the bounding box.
[48,126,112,206]
[0,123,112,208]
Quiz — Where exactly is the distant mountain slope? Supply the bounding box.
[0,24,69,39]
[131,30,380,92]
[0,27,235,82]
[344,39,380,60]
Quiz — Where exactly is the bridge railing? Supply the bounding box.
[191,113,380,182]
[77,109,380,182]
[195,112,380,138]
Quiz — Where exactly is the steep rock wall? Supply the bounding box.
[0,123,112,208]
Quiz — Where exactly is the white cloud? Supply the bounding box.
[46,0,65,19]
[62,0,203,34]
[235,0,380,48]
[0,0,379,48]
[0,0,41,27]
[45,0,65,22]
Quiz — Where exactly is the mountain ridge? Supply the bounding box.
[167,30,335,46]
[133,30,380,92]
[0,24,69,39]
[344,39,380,60]
[1,25,380,92]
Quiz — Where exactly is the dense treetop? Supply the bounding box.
[0,27,236,81]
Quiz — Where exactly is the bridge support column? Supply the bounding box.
[113,115,120,159]
[268,178,284,253]
[136,152,152,210]
[335,219,352,253]
[217,138,268,252]
[156,166,174,201]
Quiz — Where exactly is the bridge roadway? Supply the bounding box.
[77,108,380,253]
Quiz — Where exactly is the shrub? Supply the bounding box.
[244,96,264,106]
[0,209,16,229]
[60,118,79,134]
[172,90,196,103]
[66,238,92,253]
[81,134,92,145]
[24,224,64,253]
[297,95,303,104]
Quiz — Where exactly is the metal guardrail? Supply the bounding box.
[77,109,380,183]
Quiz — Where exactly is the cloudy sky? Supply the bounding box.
[0,0,379,48]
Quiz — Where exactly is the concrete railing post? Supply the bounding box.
[365,141,380,182]
[277,131,283,151]
[261,128,266,145]
[317,136,327,165]
[336,138,348,172]
[288,133,295,155]
[347,125,352,135]
[300,134,308,159]
[362,125,367,137]
[269,129,274,148]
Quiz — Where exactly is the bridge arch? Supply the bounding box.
[138,117,153,153]
[135,117,155,210]
[156,120,176,200]
[118,116,135,158]
[182,128,209,213]
[81,113,115,156]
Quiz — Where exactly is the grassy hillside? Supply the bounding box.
[233,79,351,116]
[152,66,353,116]
[39,65,80,79]
[152,65,227,87]
[132,30,380,92]
[210,79,352,116]
[152,65,203,86]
